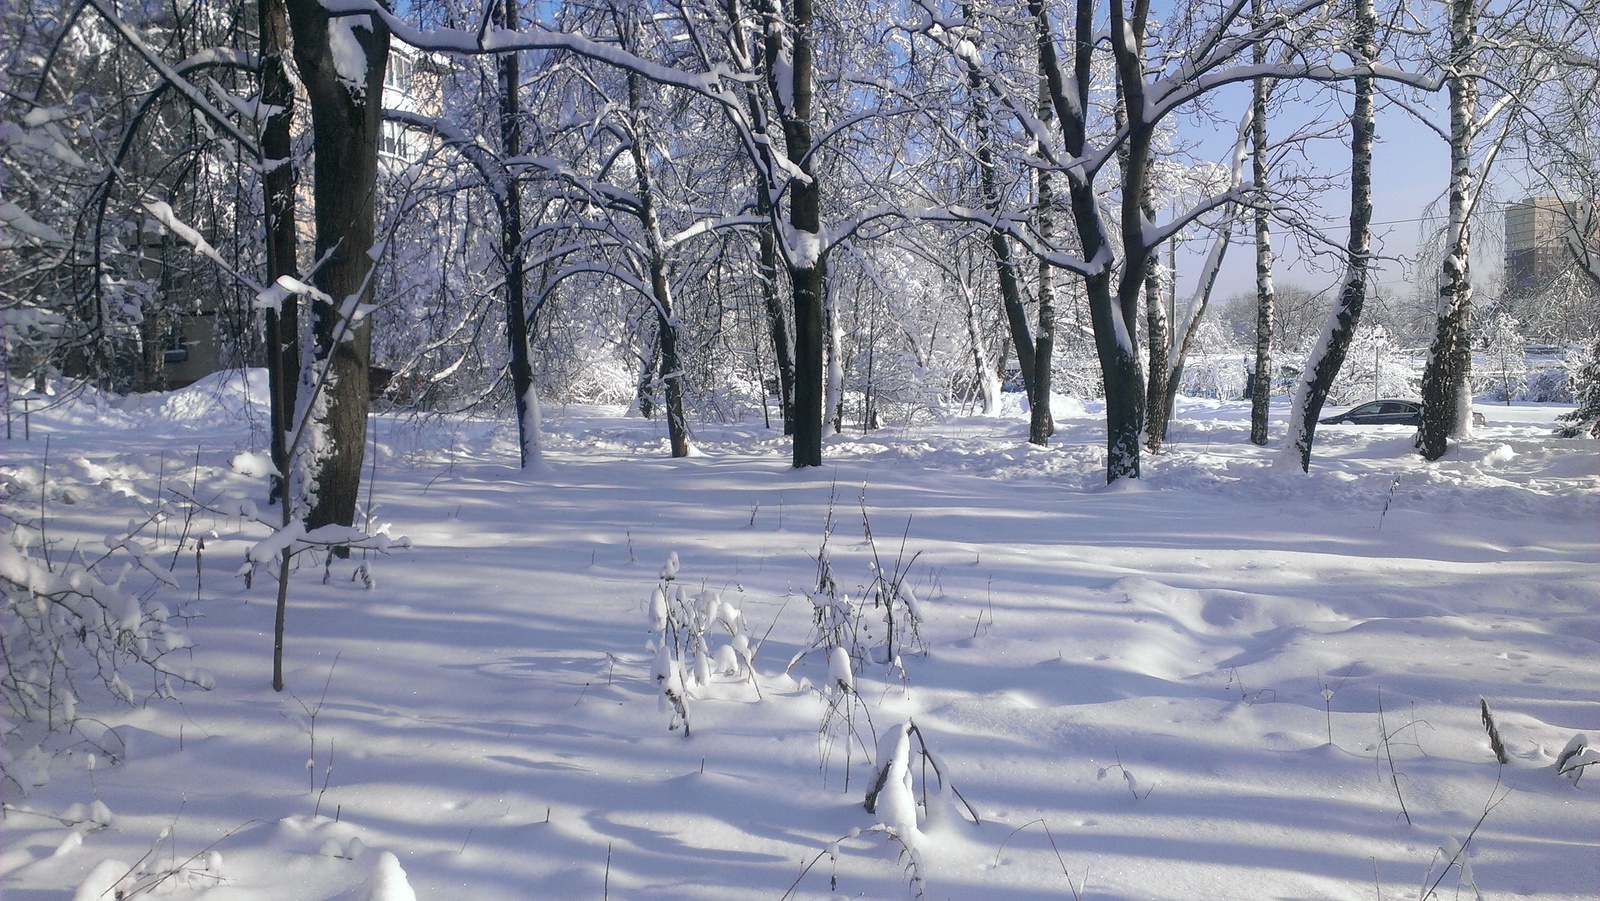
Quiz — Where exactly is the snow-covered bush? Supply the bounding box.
[1519,365,1570,403]
[1052,343,1105,399]
[1330,324,1417,404]
[785,491,926,682]
[1,462,211,789]
[1178,354,1249,401]
[1556,333,1600,438]
[644,552,757,734]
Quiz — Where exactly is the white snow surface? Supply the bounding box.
[2,374,1596,900]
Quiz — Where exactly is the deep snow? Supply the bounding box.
[2,371,1596,900]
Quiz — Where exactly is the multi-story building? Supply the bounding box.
[1504,197,1592,297]
[154,45,443,390]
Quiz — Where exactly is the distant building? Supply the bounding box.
[1504,197,1590,297]
[152,45,444,391]
[379,46,446,165]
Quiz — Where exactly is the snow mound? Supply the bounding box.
[156,369,268,421]
[70,859,130,901]
[364,851,418,901]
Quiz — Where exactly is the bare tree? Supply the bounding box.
[1284,0,1378,472]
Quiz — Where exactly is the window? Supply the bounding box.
[384,54,413,93]
[381,120,412,160]
[163,322,189,364]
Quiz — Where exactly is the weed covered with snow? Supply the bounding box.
[1,444,213,789]
[644,552,758,734]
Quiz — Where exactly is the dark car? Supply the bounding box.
[1320,399,1422,426]
[1319,399,1487,427]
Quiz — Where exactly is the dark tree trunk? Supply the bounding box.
[758,220,796,435]
[498,0,538,468]
[1105,0,1156,479]
[765,0,824,467]
[1286,0,1377,472]
[286,0,388,529]
[636,322,658,419]
[260,0,299,500]
[1032,0,1144,479]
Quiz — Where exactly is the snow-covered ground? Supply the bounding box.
[3,372,1596,901]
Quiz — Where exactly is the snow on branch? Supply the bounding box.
[322,0,751,100]
[81,0,261,156]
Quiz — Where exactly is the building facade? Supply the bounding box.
[1504,197,1591,296]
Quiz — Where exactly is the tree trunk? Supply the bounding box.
[636,321,658,418]
[1032,169,1057,446]
[1028,13,1059,446]
[259,0,298,500]
[758,219,796,434]
[1164,220,1234,428]
[625,66,690,457]
[1030,0,1142,480]
[824,293,844,435]
[1142,203,1171,452]
[1417,0,1478,461]
[1284,0,1376,472]
[1105,0,1155,479]
[1249,0,1275,447]
[963,283,1002,415]
[966,51,1038,408]
[286,0,387,529]
[765,0,825,467]
[498,0,539,469]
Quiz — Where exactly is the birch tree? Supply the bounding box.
[1412,0,1596,459]
[1249,0,1276,447]
[1283,0,1378,472]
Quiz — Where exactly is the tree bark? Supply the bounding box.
[1141,199,1171,451]
[1032,167,1057,446]
[497,0,539,469]
[286,0,388,529]
[625,65,690,457]
[260,0,298,499]
[758,218,796,434]
[965,50,1038,409]
[1249,0,1275,447]
[1032,0,1142,479]
[764,0,825,467]
[1417,0,1478,461]
[1284,0,1377,472]
[1103,0,1155,479]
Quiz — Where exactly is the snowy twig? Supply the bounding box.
[1478,697,1508,765]
[993,818,1086,901]
[1377,691,1411,826]
[1418,771,1508,901]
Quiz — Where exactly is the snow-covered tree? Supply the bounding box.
[1331,323,1416,404]
[1556,333,1600,438]
[1479,311,1527,404]
[1283,0,1381,471]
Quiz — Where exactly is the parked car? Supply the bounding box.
[1319,399,1487,427]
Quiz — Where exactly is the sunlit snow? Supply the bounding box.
[1,372,1595,901]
